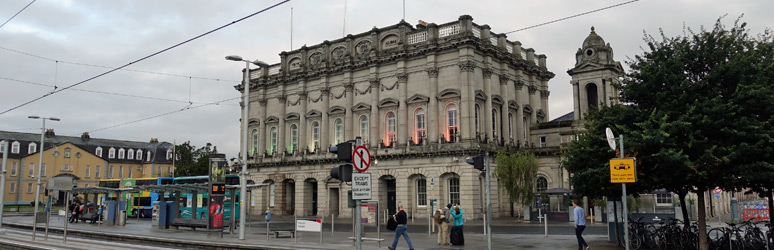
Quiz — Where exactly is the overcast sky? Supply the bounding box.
[1,0,772,160]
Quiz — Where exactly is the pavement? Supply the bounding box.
[0,213,624,250]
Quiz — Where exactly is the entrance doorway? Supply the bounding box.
[380,176,397,215]
[304,178,318,216]
[283,179,295,215]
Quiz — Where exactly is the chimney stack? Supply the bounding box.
[81,132,90,141]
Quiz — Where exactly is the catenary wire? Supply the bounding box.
[82,96,241,135]
[0,76,238,106]
[505,0,641,34]
[0,46,239,83]
[0,0,36,29]
[0,0,291,116]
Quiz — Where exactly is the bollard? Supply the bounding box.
[331,213,335,235]
[544,213,548,237]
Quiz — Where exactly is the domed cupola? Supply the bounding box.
[567,26,624,120]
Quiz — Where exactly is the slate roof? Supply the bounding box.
[549,112,574,123]
[0,130,172,164]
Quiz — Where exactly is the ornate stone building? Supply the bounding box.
[237,15,582,220]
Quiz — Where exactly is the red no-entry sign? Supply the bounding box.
[352,145,371,173]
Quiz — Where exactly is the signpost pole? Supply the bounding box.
[485,151,492,250]
[354,137,362,250]
[620,135,630,250]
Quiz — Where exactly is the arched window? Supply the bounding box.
[312,121,320,150]
[334,118,344,144]
[414,108,425,144]
[416,178,427,206]
[117,148,124,159]
[586,83,599,110]
[270,127,278,154]
[96,147,103,157]
[146,151,151,161]
[0,140,5,153]
[108,148,116,159]
[127,149,134,160]
[508,113,514,140]
[251,129,259,156]
[166,149,172,160]
[448,177,460,205]
[474,104,480,134]
[536,176,548,192]
[289,124,298,153]
[360,116,369,142]
[492,109,498,137]
[136,149,142,161]
[11,141,20,154]
[446,104,459,142]
[385,112,397,146]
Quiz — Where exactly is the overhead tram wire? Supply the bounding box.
[0,76,238,106]
[504,0,641,34]
[0,46,240,83]
[0,0,292,116]
[0,0,36,29]
[82,96,241,135]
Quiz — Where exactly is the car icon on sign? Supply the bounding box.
[613,163,630,170]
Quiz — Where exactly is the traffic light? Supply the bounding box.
[329,141,352,161]
[330,164,353,181]
[330,141,354,181]
[466,154,485,171]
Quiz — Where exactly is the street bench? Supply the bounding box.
[271,229,296,238]
[171,218,207,231]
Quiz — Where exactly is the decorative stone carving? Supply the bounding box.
[528,85,538,94]
[344,83,354,92]
[540,90,550,99]
[257,98,267,106]
[331,46,347,65]
[278,95,287,103]
[482,68,493,79]
[381,81,399,91]
[331,89,346,99]
[356,40,372,59]
[425,67,438,78]
[499,75,510,85]
[309,52,323,69]
[354,84,372,96]
[458,60,475,72]
[515,79,525,89]
[369,78,380,88]
[396,73,408,83]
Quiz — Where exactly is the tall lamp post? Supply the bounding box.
[226,55,269,240]
[28,115,60,240]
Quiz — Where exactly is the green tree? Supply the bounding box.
[494,150,539,218]
[565,17,774,250]
[173,142,217,177]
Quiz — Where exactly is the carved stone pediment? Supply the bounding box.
[285,113,300,121]
[378,98,400,108]
[352,102,372,112]
[306,110,322,118]
[406,94,430,104]
[328,106,346,115]
[437,88,460,99]
[474,90,487,101]
[265,116,280,124]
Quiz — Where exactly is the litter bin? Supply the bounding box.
[118,210,127,226]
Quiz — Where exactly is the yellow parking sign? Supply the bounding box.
[610,158,636,183]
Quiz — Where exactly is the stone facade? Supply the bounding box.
[237,15,575,220]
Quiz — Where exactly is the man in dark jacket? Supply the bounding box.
[388,204,414,250]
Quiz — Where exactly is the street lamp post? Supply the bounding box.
[226,55,269,240]
[28,115,60,240]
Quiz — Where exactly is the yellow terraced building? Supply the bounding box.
[0,130,174,206]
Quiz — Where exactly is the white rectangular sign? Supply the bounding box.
[296,219,322,232]
[352,173,371,200]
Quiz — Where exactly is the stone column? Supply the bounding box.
[278,95,287,156]
[369,78,380,148]
[528,81,539,122]
[294,179,307,216]
[321,87,330,150]
[344,73,354,141]
[458,60,476,141]
[299,91,308,154]
[572,81,581,120]
[397,71,408,145]
[499,75,510,144]
[482,68,493,142]
[258,98,268,160]
[514,80,526,146]
[426,67,439,144]
[540,88,550,121]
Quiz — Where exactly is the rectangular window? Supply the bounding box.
[109,165,114,178]
[540,136,547,147]
[11,143,19,154]
[28,144,36,154]
[0,141,4,153]
[9,183,16,193]
[95,166,101,179]
[449,178,460,205]
[119,166,124,178]
[85,165,91,178]
[29,163,34,177]
[157,167,162,177]
[64,148,71,158]
[167,166,171,176]
[40,164,46,177]
[11,162,17,176]
[269,183,275,207]
[657,193,673,206]
[27,183,33,193]
[416,179,427,206]
[128,167,133,178]
[151,166,155,177]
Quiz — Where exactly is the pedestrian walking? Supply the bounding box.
[68,201,78,223]
[450,204,464,245]
[388,203,414,250]
[573,200,589,250]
